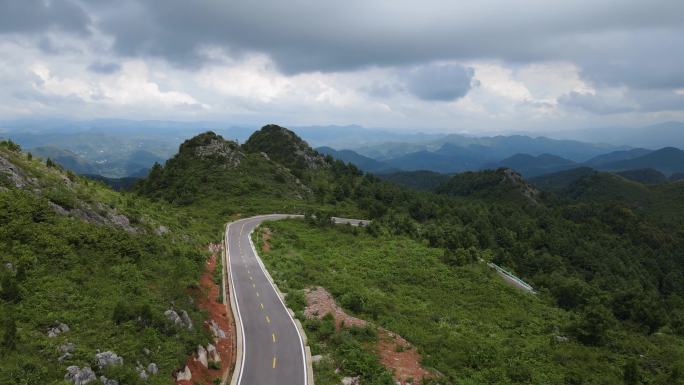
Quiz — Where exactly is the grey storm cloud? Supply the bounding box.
[405,64,475,101]
[76,0,684,90]
[2,0,684,97]
[0,0,90,35]
[87,61,122,74]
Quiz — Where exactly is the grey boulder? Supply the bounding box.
[95,351,123,369]
[65,366,96,385]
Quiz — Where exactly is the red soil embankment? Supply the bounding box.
[304,287,431,385]
[177,244,236,385]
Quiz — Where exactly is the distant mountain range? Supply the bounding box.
[316,146,395,173]
[1,119,682,179]
[322,143,684,180]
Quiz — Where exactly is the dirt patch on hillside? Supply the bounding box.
[177,243,235,385]
[260,227,272,253]
[304,287,431,385]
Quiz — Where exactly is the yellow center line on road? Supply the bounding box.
[272,356,277,368]
[252,283,256,288]
[256,292,260,297]
[260,303,264,310]
[272,333,276,342]
[265,315,270,323]
[249,276,253,280]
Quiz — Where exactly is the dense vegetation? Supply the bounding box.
[137,126,684,352]
[5,122,684,385]
[257,219,684,384]
[0,141,213,385]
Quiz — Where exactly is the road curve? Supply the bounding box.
[225,214,306,385]
[224,214,370,385]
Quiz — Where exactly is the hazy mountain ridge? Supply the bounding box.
[316,146,395,173]
[2,120,683,181]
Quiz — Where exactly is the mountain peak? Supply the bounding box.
[244,124,328,172]
[177,131,245,168]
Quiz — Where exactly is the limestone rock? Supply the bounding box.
[180,310,193,330]
[95,351,123,369]
[155,225,169,235]
[207,343,220,362]
[58,342,76,353]
[196,345,208,368]
[164,310,183,327]
[99,376,118,385]
[176,366,192,381]
[64,366,96,385]
[147,363,158,375]
[341,376,360,385]
[48,322,70,337]
[0,154,30,188]
[554,335,569,343]
[58,352,72,362]
[209,319,226,339]
[137,367,148,380]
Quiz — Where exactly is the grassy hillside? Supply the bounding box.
[122,126,684,384]
[257,219,684,385]
[0,140,213,385]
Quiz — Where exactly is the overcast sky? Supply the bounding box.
[1,0,683,133]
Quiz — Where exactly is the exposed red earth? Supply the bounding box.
[304,287,432,385]
[177,244,236,385]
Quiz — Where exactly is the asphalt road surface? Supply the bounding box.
[226,215,307,385]
[225,214,370,385]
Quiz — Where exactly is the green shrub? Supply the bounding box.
[285,289,307,313]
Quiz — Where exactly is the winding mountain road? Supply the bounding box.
[224,215,368,385]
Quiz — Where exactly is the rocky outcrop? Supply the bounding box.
[209,319,226,339]
[243,124,329,171]
[0,153,34,188]
[196,345,208,368]
[501,168,540,204]
[176,366,192,381]
[164,309,193,329]
[135,362,158,380]
[136,365,148,380]
[155,225,169,235]
[341,376,360,385]
[67,206,137,234]
[64,366,96,385]
[58,342,75,362]
[147,362,158,375]
[207,343,220,362]
[180,310,193,330]
[48,322,70,337]
[195,138,245,168]
[164,309,183,327]
[95,351,123,369]
[99,376,118,385]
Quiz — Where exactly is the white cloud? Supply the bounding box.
[472,63,533,102]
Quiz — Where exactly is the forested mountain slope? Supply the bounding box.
[0,140,212,385]
[134,131,315,217]
[25,126,684,384]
